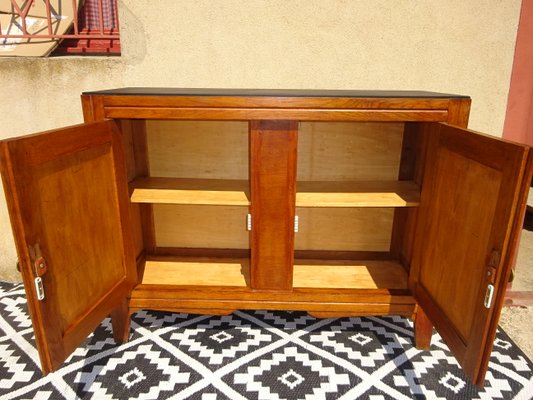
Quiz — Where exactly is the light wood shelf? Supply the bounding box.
[142,256,250,286]
[293,259,408,289]
[296,180,420,207]
[130,177,250,206]
[140,256,408,290]
[130,178,420,208]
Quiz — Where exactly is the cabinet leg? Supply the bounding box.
[110,300,131,344]
[414,307,433,350]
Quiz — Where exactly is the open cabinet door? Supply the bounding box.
[0,120,136,374]
[412,123,531,385]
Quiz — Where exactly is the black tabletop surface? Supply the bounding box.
[82,87,469,99]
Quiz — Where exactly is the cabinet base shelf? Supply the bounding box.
[131,255,415,317]
[139,255,409,289]
[127,301,416,318]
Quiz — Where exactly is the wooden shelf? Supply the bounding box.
[141,256,250,286]
[296,180,420,207]
[293,259,408,289]
[130,178,419,207]
[140,256,408,290]
[130,177,250,206]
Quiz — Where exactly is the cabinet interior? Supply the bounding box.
[122,119,423,292]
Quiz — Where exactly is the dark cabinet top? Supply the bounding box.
[82,87,469,99]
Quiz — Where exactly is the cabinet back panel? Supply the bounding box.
[153,204,249,249]
[298,122,403,181]
[146,121,249,179]
[295,208,394,252]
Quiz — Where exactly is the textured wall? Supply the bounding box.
[0,0,522,280]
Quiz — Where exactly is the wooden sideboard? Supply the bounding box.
[1,88,531,386]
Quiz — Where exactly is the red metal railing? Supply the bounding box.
[0,0,120,54]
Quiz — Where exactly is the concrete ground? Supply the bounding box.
[499,188,533,361]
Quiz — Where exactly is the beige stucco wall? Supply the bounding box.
[0,0,522,281]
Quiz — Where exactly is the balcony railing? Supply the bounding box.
[0,0,120,55]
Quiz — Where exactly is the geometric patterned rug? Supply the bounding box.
[0,281,532,400]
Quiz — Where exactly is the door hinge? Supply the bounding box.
[484,284,495,309]
[294,215,299,233]
[34,277,45,301]
[247,213,252,231]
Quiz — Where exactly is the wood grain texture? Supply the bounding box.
[119,120,152,258]
[8,89,530,384]
[139,256,407,290]
[0,121,136,373]
[130,177,250,205]
[141,257,250,286]
[297,122,403,181]
[130,178,418,207]
[294,208,394,252]
[153,204,250,249]
[411,122,529,385]
[104,107,449,122]
[296,180,420,207]
[414,306,433,350]
[293,260,408,289]
[146,120,249,179]
[446,98,472,128]
[250,120,297,290]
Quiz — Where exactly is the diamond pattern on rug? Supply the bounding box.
[0,342,38,391]
[249,310,318,330]
[308,317,412,369]
[131,309,193,331]
[167,314,273,368]
[231,345,358,400]
[0,281,531,400]
[65,342,202,399]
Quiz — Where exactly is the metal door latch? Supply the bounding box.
[34,277,45,301]
[484,284,495,308]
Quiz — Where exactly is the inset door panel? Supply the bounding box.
[413,122,530,385]
[0,121,135,373]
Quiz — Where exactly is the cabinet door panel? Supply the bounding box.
[412,123,530,385]
[0,121,136,373]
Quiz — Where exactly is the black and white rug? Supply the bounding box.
[0,281,531,400]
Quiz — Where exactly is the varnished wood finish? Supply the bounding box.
[446,98,472,127]
[250,120,297,290]
[130,177,250,205]
[0,121,136,373]
[2,89,530,387]
[293,260,408,289]
[412,123,529,385]
[414,306,433,350]
[390,122,429,268]
[104,107,449,122]
[129,178,419,208]
[296,180,420,207]
[119,120,153,258]
[139,256,408,290]
[110,299,132,344]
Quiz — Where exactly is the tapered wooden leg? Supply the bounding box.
[111,299,131,344]
[414,307,433,350]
